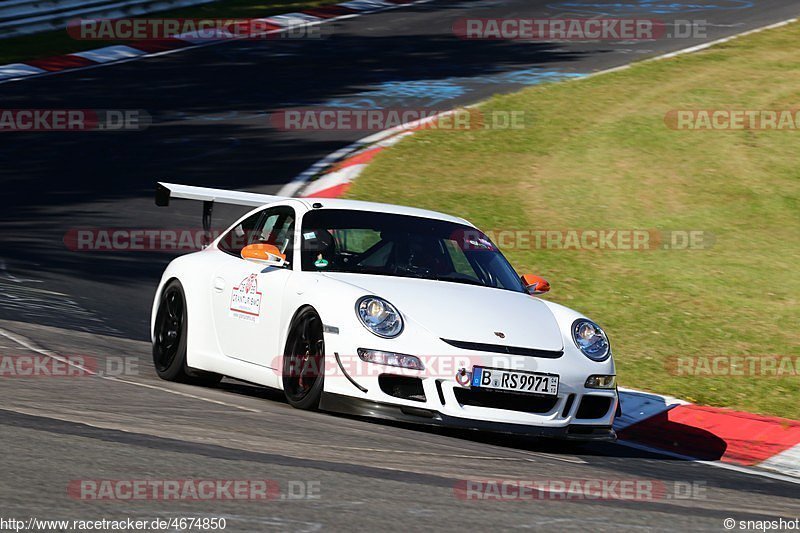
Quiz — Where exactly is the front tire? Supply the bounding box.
[153,280,222,386]
[282,307,325,410]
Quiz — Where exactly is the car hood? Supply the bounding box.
[321,272,564,351]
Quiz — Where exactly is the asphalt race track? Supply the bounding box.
[1,0,799,530]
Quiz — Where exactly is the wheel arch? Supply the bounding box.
[151,275,181,343]
[283,304,323,354]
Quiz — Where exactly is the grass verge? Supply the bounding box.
[347,23,800,419]
[0,0,334,65]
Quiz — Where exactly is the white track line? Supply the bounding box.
[580,16,799,80]
[0,327,262,413]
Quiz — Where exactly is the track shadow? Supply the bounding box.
[615,389,728,460]
[617,411,728,461]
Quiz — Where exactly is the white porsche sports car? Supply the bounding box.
[151,182,618,440]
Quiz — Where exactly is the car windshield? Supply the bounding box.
[300,209,526,293]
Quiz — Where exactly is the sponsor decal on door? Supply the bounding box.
[230,274,262,323]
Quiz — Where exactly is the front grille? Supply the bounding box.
[441,339,563,359]
[454,388,558,414]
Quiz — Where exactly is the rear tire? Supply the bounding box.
[153,280,222,386]
[282,308,325,410]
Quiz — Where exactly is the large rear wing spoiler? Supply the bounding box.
[155,182,285,208]
[155,182,288,247]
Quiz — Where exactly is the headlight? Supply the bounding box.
[357,349,423,370]
[572,319,611,361]
[356,296,404,338]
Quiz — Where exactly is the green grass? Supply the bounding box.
[347,23,800,419]
[0,0,334,64]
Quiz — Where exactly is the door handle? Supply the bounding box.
[213,277,225,292]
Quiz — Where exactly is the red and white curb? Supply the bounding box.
[0,0,432,85]
[279,109,457,198]
[616,389,800,480]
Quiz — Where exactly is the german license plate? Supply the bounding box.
[471,366,559,396]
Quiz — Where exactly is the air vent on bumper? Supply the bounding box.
[379,375,426,402]
[454,388,558,414]
[575,396,612,420]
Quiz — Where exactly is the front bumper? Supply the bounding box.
[320,392,617,441]
[321,319,617,439]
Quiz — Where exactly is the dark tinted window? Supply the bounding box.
[301,209,525,292]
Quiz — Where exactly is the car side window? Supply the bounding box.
[249,207,296,268]
[218,206,296,261]
[217,211,263,257]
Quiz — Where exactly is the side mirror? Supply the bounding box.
[521,274,550,295]
[241,243,286,268]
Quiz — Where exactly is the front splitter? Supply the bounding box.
[320,392,616,441]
